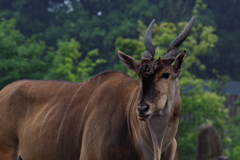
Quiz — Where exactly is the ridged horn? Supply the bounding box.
[163,16,195,60]
[142,19,155,60]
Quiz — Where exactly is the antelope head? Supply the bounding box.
[118,17,194,121]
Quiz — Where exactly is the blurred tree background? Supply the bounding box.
[0,0,239,159]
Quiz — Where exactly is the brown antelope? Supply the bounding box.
[0,17,194,160]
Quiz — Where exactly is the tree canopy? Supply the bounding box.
[1,0,239,79]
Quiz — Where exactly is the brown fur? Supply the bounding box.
[138,58,162,77]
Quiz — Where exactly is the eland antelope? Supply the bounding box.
[0,17,194,160]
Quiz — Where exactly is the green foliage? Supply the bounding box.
[179,78,227,159]
[45,39,106,82]
[0,18,106,89]
[227,145,240,160]
[115,16,218,77]
[224,121,240,156]
[222,96,240,158]
[201,0,240,80]
[0,18,46,89]
[0,0,198,72]
[1,0,240,80]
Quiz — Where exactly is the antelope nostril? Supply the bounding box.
[137,105,149,113]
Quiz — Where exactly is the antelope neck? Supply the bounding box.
[129,88,170,160]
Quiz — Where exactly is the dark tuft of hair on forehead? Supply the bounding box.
[138,58,162,78]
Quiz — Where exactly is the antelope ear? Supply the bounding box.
[118,50,140,73]
[173,50,187,77]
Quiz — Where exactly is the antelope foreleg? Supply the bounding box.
[161,138,177,160]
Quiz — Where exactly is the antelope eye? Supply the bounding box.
[161,73,170,79]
